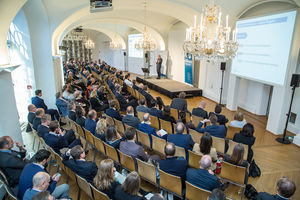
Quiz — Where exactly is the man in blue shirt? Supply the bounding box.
[85,109,98,135]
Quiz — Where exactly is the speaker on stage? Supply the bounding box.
[145,53,148,58]
[290,74,300,87]
[220,62,226,70]
[123,52,126,56]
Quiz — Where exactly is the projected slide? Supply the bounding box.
[231,10,297,85]
[128,34,143,58]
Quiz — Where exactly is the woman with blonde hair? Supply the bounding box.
[96,118,107,135]
[89,90,108,112]
[94,159,119,199]
[229,111,246,128]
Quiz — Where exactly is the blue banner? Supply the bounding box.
[184,53,193,85]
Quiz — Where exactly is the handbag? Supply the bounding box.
[249,159,261,178]
[244,184,258,200]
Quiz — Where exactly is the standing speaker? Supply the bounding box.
[290,74,300,87]
[220,62,226,70]
[123,52,126,56]
[145,53,148,58]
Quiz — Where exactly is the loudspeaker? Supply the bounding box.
[290,74,300,87]
[123,52,126,56]
[220,62,226,70]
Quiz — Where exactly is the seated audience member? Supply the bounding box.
[150,194,165,200]
[85,110,98,135]
[170,92,188,113]
[158,143,188,181]
[186,155,221,191]
[208,189,226,200]
[63,145,98,183]
[115,85,136,111]
[230,111,246,128]
[106,100,122,121]
[209,104,228,125]
[114,172,145,200]
[257,177,296,200]
[196,114,227,138]
[26,104,36,132]
[140,85,156,107]
[90,90,109,112]
[120,128,149,162]
[55,91,69,117]
[160,106,176,124]
[75,105,86,127]
[105,125,122,148]
[68,101,77,121]
[96,118,107,135]
[122,106,140,129]
[136,98,149,113]
[132,80,139,91]
[233,123,255,162]
[33,108,44,130]
[0,136,27,189]
[31,191,57,200]
[124,73,133,87]
[97,86,108,104]
[148,100,162,118]
[192,101,208,119]
[18,149,69,199]
[167,122,194,152]
[32,89,59,121]
[62,86,75,102]
[37,114,51,138]
[94,159,120,199]
[193,132,217,170]
[224,144,248,184]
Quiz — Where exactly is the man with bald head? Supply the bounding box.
[23,172,51,200]
[122,106,140,129]
[84,109,98,135]
[192,100,208,119]
[186,155,221,191]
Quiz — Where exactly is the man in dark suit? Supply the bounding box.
[62,145,98,183]
[170,92,188,112]
[136,98,149,113]
[55,92,69,117]
[85,110,98,135]
[156,54,162,79]
[186,155,221,191]
[257,177,296,200]
[68,102,76,121]
[167,122,194,151]
[0,136,27,188]
[209,104,228,125]
[196,114,226,138]
[106,100,122,121]
[32,89,59,121]
[159,143,188,180]
[37,114,51,138]
[140,85,155,107]
[22,172,51,200]
[33,108,44,130]
[122,106,140,129]
[192,101,208,119]
[148,100,162,118]
[26,104,36,132]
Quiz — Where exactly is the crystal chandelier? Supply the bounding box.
[110,35,122,50]
[183,0,238,61]
[84,38,95,49]
[64,30,87,41]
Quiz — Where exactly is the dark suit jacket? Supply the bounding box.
[159,157,188,180]
[115,92,127,111]
[160,114,176,124]
[68,110,76,121]
[136,105,149,113]
[167,133,194,151]
[76,117,86,127]
[196,122,227,138]
[209,112,228,125]
[85,118,97,135]
[37,124,50,138]
[114,185,145,200]
[192,107,208,119]
[44,133,68,154]
[63,158,98,183]
[26,112,36,132]
[122,115,140,129]
[32,96,48,110]
[257,193,288,200]
[170,98,188,112]
[0,151,26,187]
[106,108,122,121]
[233,132,256,162]
[56,98,69,117]
[186,168,221,191]
[32,117,41,130]
[140,90,155,106]
[90,97,103,112]
[120,141,148,162]
[148,108,162,118]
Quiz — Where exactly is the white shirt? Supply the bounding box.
[229,119,246,128]
[124,79,133,87]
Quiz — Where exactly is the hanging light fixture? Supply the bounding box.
[84,37,95,49]
[110,34,122,50]
[183,0,238,61]
[134,0,156,51]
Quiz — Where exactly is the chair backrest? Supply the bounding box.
[69,120,77,132]
[219,161,246,186]
[0,169,9,185]
[65,166,76,182]
[83,128,95,146]
[93,136,106,154]
[174,145,186,159]
[124,123,134,131]
[189,129,203,143]
[90,184,110,200]
[192,115,204,127]
[136,129,151,149]
[118,150,136,172]
[211,136,225,154]
[170,108,179,120]
[76,174,93,199]
[226,126,242,140]
[159,119,173,134]
[188,150,202,169]
[186,112,191,122]
[76,124,85,138]
[136,158,157,185]
[106,115,115,126]
[158,169,182,197]
[150,115,160,130]
[227,140,248,161]
[0,179,17,200]
[185,181,211,200]
[55,153,65,171]
[137,111,145,122]
[103,142,120,164]
[151,135,166,156]
[115,119,125,135]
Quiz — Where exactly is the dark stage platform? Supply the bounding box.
[136,76,202,99]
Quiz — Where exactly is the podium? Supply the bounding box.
[142,67,150,79]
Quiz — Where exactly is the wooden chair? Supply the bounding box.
[151,135,166,156]
[124,123,134,131]
[185,181,211,200]
[0,178,17,200]
[90,184,110,200]
[219,161,246,187]
[115,119,125,135]
[136,130,151,149]
[54,153,65,171]
[192,115,203,127]
[76,174,93,200]
[106,115,115,126]
[159,118,173,134]
[137,158,158,187]
[69,119,77,132]
[174,145,186,159]
[189,129,203,143]
[65,166,77,182]
[158,169,183,199]
[76,124,86,138]
[83,128,95,147]
[93,136,106,161]
[188,150,202,169]
[103,142,120,164]
[32,130,39,151]
[170,108,179,120]
[211,136,225,154]
[227,140,248,161]
[150,115,160,130]
[137,111,145,122]
[118,149,136,172]
[226,125,242,139]
[186,112,191,122]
